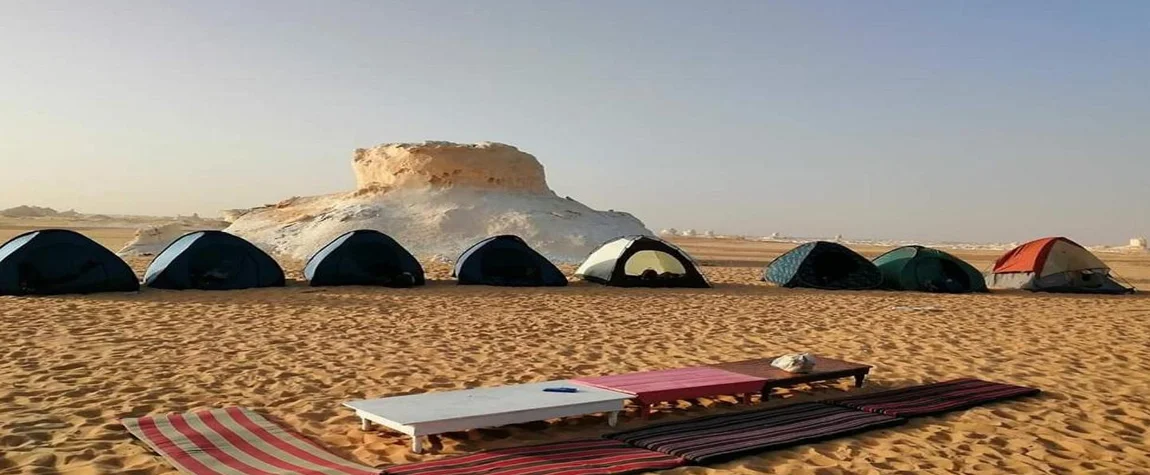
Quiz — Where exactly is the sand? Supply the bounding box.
[2,229,1150,474]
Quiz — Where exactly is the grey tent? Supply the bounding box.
[575,235,709,287]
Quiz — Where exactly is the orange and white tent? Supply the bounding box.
[988,237,1134,294]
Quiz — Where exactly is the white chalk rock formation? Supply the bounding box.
[354,142,549,193]
[659,228,678,237]
[224,141,651,262]
[118,223,187,256]
[220,209,251,223]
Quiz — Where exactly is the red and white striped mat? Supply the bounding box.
[122,407,382,475]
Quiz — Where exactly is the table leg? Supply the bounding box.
[741,393,753,405]
[854,373,867,388]
[640,403,651,419]
[361,418,372,431]
[608,411,619,427]
[412,437,423,454]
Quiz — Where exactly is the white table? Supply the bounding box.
[344,380,631,453]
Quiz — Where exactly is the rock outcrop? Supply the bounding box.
[224,141,651,262]
[0,205,60,218]
[353,142,549,194]
[117,223,187,256]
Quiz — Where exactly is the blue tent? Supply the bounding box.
[304,230,425,287]
[453,235,566,286]
[144,231,285,290]
[764,241,881,290]
[0,229,139,296]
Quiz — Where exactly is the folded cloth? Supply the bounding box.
[770,353,816,373]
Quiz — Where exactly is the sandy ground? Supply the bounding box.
[2,229,1149,474]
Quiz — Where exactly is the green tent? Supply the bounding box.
[872,245,987,293]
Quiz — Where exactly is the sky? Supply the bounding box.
[1,1,1148,244]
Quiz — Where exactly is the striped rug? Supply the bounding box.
[121,407,382,475]
[604,403,904,464]
[381,439,685,475]
[827,378,1040,418]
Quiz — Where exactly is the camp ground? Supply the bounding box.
[0,231,1140,295]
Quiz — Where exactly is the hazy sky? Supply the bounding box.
[2,1,1147,244]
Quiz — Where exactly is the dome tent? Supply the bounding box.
[453,235,566,286]
[872,245,987,293]
[304,230,424,287]
[988,237,1134,294]
[144,231,285,290]
[764,241,881,290]
[0,229,139,296]
[575,235,709,288]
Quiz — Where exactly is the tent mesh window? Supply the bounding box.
[623,250,688,280]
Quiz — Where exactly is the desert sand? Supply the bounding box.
[2,227,1150,474]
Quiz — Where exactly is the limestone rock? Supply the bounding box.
[352,141,549,194]
[224,141,651,262]
[118,223,187,256]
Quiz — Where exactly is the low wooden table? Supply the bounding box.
[572,367,767,418]
[344,380,631,453]
[709,355,872,399]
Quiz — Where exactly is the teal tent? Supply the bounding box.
[872,245,987,293]
[763,241,881,290]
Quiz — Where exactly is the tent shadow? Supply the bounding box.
[6,279,1145,305]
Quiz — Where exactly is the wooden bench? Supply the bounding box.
[709,355,871,399]
[345,380,631,453]
[572,367,767,418]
